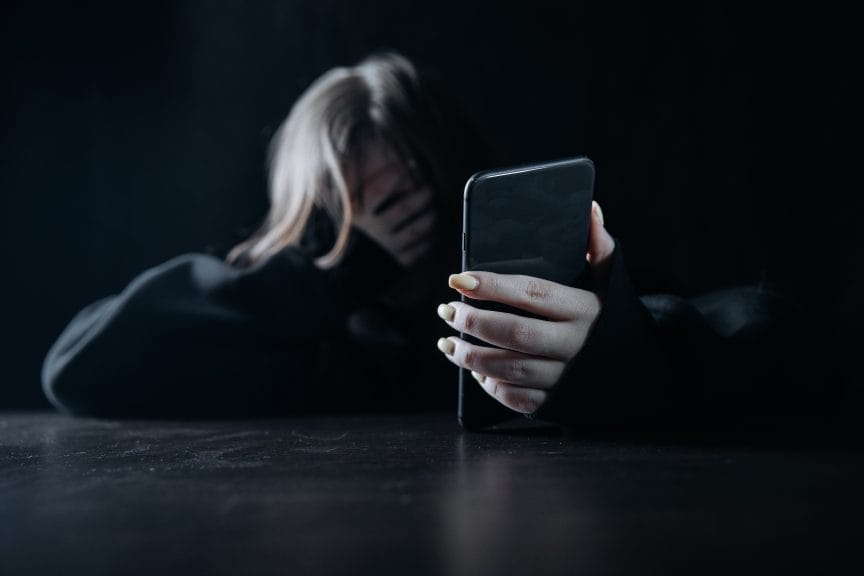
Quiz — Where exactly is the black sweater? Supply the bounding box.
[42,228,844,442]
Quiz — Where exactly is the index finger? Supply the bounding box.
[448,271,596,321]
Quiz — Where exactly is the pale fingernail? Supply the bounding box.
[449,273,479,290]
[437,303,455,322]
[471,371,486,384]
[592,201,605,226]
[437,338,455,355]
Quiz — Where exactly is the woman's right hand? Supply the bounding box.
[351,144,437,268]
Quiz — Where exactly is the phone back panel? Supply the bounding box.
[459,156,595,430]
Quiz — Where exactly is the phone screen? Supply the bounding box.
[459,156,595,430]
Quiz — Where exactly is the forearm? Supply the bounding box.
[42,251,328,418]
[534,247,846,441]
[530,243,672,435]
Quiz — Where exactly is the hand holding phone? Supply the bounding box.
[434,157,615,430]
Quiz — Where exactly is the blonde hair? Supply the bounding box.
[227,52,447,268]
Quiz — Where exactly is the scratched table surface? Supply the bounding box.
[1,411,863,576]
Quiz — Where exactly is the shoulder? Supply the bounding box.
[688,283,798,340]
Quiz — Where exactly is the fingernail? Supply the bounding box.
[437,303,455,322]
[592,201,605,226]
[437,338,455,355]
[471,371,486,384]
[449,273,479,290]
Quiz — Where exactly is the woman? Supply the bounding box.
[42,52,841,440]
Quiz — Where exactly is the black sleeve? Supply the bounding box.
[42,232,403,419]
[532,241,846,443]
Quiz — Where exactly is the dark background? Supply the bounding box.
[2,1,861,411]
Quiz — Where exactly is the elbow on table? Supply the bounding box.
[39,320,149,418]
[41,338,104,417]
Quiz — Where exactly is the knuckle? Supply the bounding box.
[462,310,478,332]
[493,381,509,403]
[522,397,540,414]
[508,322,536,349]
[506,358,528,381]
[497,386,531,414]
[514,397,535,414]
[575,294,601,322]
[525,278,551,302]
[462,348,477,368]
[483,273,499,294]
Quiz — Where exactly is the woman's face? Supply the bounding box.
[348,142,438,268]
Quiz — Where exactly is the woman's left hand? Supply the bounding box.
[436,201,615,414]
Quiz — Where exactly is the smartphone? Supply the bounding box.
[458,156,595,431]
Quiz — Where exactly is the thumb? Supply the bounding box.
[586,201,615,267]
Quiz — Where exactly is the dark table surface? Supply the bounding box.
[2,411,863,576]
